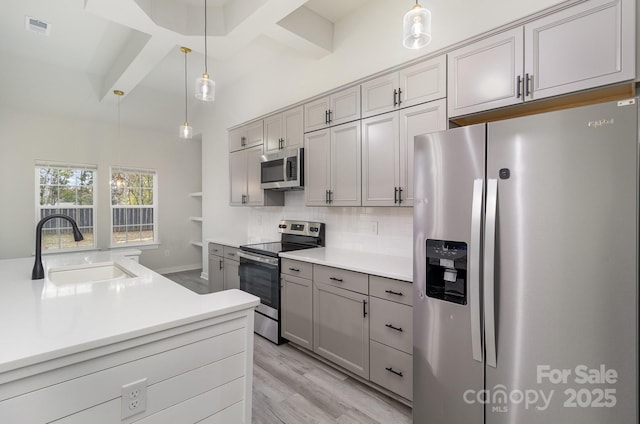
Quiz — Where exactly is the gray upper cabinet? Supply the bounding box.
[447,27,524,117]
[304,86,361,133]
[524,0,635,101]
[304,121,361,207]
[229,145,284,206]
[448,0,635,117]
[264,106,304,153]
[362,99,447,207]
[229,120,264,152]
[361,55,446,118]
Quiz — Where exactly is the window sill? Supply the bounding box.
[36,247,99,257]
[109,242,159,251]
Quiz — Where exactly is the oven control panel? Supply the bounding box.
[278,220,324,238]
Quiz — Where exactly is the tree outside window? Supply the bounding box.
[36,164,97,251]
[111,167,158,246]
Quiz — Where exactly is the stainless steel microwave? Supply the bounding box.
[260,147,304,190]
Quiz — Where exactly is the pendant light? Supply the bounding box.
[113,90,126,191]
[195,0,215,101]
[179,46,194,139]
[403,1,432,49]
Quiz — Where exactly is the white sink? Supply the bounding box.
[47,262,136,286]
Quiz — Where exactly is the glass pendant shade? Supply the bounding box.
[179,122,193,139]
[195,73,215,101]
[179,46,194,139]
[403,3,432,49]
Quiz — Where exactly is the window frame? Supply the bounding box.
[109,166,159,248]
[34,161,98,253]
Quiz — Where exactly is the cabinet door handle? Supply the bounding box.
[325,110,329,124]
[328,109,332,123]
[397,88,402,106]
[393,89,398,106]
[363,299,368,317]
[329,277,343,282]
[289,267,300,272]
[394,187,398,204]
[385,367,403,377]
[398,187,403,204]
[525,73,531,97]
[219,260,223,270]
[241,136,246,146]
[227,253,236,257]
[329,190,333,203]
[325,189,329,204]
[385,289,404,296]
[385,323,404,332]
[516,75,522,99]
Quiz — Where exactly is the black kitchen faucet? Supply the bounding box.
[32,214,84,280]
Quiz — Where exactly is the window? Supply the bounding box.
[110,167,158,246]
[35,162,97,251]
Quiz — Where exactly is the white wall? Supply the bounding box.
[201,0,568,270]
[0,106,203,273]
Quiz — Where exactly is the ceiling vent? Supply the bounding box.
[25,16,51,36]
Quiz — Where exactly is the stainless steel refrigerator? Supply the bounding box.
[413,99,638,423]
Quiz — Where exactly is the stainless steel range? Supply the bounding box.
[238,220,325,344]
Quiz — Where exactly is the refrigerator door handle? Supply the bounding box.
[470,178,484,363]
[484,178,498,368]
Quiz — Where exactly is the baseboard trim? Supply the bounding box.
[200,272,208,280]
[156,263,202,275]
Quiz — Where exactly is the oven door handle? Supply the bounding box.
[238,251,279,266]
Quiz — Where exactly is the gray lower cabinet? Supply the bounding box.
[313,281,369,379]
[281,274,313,349]
[369,276,414,400]
[208,243,240,292]
[208,243,224,293]
[223,246,240,290]
[280,259,314,349]
[281,261,413,401]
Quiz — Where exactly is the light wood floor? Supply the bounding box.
[165,269,413,424]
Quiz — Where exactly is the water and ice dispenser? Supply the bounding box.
[425,239,468,305]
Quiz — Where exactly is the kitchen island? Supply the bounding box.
[0,251,259,423]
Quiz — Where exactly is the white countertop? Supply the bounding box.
[0,251,259,376]
[279,247,412,282]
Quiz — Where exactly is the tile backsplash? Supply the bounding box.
[247,191,413,257]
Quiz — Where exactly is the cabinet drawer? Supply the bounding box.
[313,264,368,295]
[223,246,240,262]
[281,259,313,279]
[369,275,413,306]
[370,297,412,354]
[208,243,223,256]
[370,340,412,401]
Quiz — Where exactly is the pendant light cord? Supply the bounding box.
[204,0,208,75]
[184,50,188,122]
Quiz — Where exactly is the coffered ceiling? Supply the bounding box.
[0,0,370,131]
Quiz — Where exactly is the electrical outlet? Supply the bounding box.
[121,378,147,419]
[164,249,170,257]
